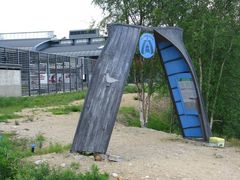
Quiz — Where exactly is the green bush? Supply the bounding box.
[0,135,25,179]
[124,84,138,93]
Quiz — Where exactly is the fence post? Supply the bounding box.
[81,58,84,90]
[17,49,20,64]
[28,51,31,96]
[75,58,78,91]
[47,54,50,94]
[55,55,57,93]
[69,58,72,92]
[37,53,41,95]
[63,57,65,92]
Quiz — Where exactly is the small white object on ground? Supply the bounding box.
[60,163,66,167]
[112,172,118,178]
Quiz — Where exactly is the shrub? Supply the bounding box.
[0,135,108,179]
[36,133,45,149]
[124,84,138,93]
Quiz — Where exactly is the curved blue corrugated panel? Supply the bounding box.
[154,27,211,140]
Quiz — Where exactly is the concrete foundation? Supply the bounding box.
[0,69,21,97]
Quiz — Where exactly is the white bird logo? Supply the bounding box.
[105,73,118,86]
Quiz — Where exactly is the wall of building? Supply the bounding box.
[0,69,21,96]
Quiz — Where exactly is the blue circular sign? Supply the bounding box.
[139,33,156,59]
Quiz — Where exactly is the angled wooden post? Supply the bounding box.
[71,24,141,154]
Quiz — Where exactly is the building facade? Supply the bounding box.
[0,29,106,96]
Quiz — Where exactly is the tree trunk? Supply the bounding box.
[206,26,217,111]
[198,57,203,91]
[210,39,233,130]
[139,96,145,128]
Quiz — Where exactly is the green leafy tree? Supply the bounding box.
[93,0,240,138]
[93,0,164,127]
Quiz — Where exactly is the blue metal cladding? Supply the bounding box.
[154,27,212,140]
[159,42,203,137]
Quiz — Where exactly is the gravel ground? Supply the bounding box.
[0,94,240,180]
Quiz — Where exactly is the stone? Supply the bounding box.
[64,153,71,158]
[34,159,47,165]
[94,154,105,161]
[108,154,123,162]
[112,172,118,178]
[215,153,224,158]
[60,163,66,167]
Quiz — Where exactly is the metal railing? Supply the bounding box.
[0,46,96,96]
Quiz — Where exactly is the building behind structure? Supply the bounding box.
[0,29,107,96]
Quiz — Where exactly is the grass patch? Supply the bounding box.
[118,105,181,134]
[228,138,240,147]
[0,134,108,179]
[49,105,83,115]
[36,143,71,155]
[124,84,138,93]
[148,107,180,134]
[118,107,140,127]
[70,162,80,170]
[0,91,86,121]
[15,163,108,180]
[0,114,21,122]
[148,112,171,132]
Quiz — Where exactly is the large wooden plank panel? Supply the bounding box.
[71,24,141,154]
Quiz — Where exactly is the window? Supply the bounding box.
[75,39,89,44]
[70,30,97,36]
[90,38,105,43]
[60,40,72,45]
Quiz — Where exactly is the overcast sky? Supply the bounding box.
[0,0,103,38]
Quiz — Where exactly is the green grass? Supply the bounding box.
[118,106,181,134]
[36,143,71,155]
[49,105,83,115]
[147,112,171,132]
[118,107,140,127]
[70,162,80,170]
[0,134,108,180]
[124,84,138,93]
[15,163,108,180]
[228,138,240,147]
[0,91,86,121]
[0,114,22,122]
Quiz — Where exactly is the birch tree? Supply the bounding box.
[93,0,163,127]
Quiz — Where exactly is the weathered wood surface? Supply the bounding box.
[71,24,141,154]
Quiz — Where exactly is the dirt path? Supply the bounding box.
[0,94,240,179]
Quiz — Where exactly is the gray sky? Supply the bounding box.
[0,0,103,38]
